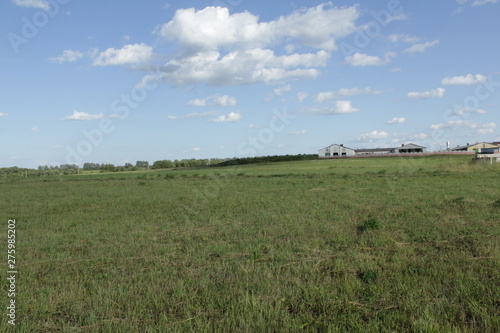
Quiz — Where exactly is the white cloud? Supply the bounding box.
[345,52,395,67]
[403,40,439,54]
[187,98,206,107]
[308,100,360,115]
[265,84,292,101]
[64,110,104,121]
[314,87,382,103]
[154,48,326,86]
[388,34,420,43]
[207,111,242,122]
[168,111,220,120]
[273,84,292,97]
[157,5,358,52]
[430,120,477,130]
[441,74,487,85]
[358,130,389,140]
[108,114,124,119]
[432,120,496,135]
[49,50,84,64]
[0,112,8,117]
[288,129,308,136]
[92,43,153,66]
[455,107,488,116]
[387,117,406,124]
[11,0,49,9]
[192,147,201,151]
[390,67,402,73]
[150,5,358,86]
[408,87,445,99]
[187,94,236,107]
[412,133,428,140]
[476,122,496,134]
[30,126,38,131]
[297,92,308,102]
[472,0,498,5]
[248,124,261,129]
[385,13,408,23]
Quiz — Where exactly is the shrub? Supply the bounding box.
[361,217,381,231]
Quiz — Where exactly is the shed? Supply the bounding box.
[318,144,356,157]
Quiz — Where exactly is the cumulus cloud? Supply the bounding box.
[92,43,153,66]
[388,34,420,43]
[472,0,498,5]
[49,50,84,64]
[11,0,49,9]
[64,110,104,121]
[147,4,359,86]
[0,112,8,117]
[403,40,439,54]
[358,130,389,140]
[314,87,382,103]
[187,94,236,107]
[476,122,496,134]
[168,111,220,120]
[441,73,487,85]
[288,129,308,136]
[308,100,360,115]
[430,120,496,134]
[387,117,406,124]
[157,4,358,52]
[152,48,327,86]
[408,87,445,99]
[345,52,395,67]
[207,111,242,122]
[430,119,476,130]
[297,92,308,102]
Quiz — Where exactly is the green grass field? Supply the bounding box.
[1,155,499,332]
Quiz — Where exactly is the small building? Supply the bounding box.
[318,144,355,157]
[354,147,393,155]
[451,142,499,153]
[391,143,427,154]
[354,143,426,155]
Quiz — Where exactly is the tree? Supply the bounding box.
[135,161,149,169]
[152,160,175,169]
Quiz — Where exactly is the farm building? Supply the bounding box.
[355,143,426,155]
[318,144,355,157]
[354,147,393,155]
[451,142,499,153]
[391,143,427,153]
[318,143,426,157]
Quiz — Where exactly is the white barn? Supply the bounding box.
[318,144,356,157]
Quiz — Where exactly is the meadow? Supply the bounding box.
[1,155,499,332]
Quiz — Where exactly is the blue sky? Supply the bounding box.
[1,0,499,168]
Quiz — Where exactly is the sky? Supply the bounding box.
[1,0,499,168]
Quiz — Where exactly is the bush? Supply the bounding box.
[361,217,381,231]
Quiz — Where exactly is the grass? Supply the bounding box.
[1,155,499,332]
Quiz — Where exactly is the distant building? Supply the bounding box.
[391,143,427,154]
[451,142,499,153]
[318,143,426,157]
[354,147,393,155]
[318,144,355,157]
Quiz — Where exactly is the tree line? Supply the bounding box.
[1,154,318,178]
